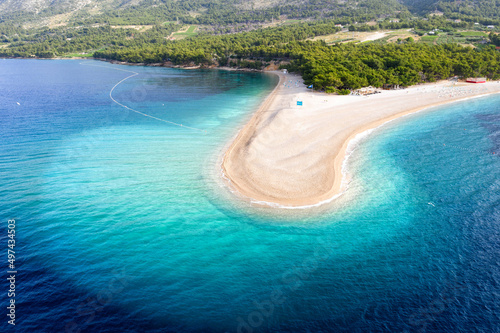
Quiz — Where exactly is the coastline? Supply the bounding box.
[221,72,500,208]
[0,56,274,72]
[4,57,498,208]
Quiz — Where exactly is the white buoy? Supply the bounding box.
[16,102,20,105]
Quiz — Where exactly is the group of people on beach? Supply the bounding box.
[283,79,300,89]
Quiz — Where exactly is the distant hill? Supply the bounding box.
[401,0,500,19]
[0,0,407,26]
[1,0,498,31]
[0,0,139,14]
[1,0,498,18]
[0,0,145,25]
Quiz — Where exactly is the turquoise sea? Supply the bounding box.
[0,59,499,332]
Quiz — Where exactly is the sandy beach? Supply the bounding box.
[221,72,500,207]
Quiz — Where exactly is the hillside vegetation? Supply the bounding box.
[1,0,499,92]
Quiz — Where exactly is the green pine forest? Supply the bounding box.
[1,0,500,92]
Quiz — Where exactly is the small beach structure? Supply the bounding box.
[466,77,486,83]
[382,84,401,90]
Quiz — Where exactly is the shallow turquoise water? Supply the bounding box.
[0,59,499,332]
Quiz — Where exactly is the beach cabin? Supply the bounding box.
[466,77,486,83]
[382,84,400,90]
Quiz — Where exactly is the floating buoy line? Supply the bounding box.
[80,61,207,133]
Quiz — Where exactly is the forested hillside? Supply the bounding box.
[0,0,407,26]
[1,0,498,26]
[1,0,499,92]
[402,0,500,25]
[403,0,500,16]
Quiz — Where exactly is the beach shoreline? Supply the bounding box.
[5,57,496,208]
[221,72,500,208]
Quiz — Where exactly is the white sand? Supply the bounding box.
[222,72,500,207]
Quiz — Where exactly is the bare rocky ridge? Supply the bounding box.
[0,0,91,13]
[0,0,141,14]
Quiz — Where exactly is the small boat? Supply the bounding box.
[466,77,486,83]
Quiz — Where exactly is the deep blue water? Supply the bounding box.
[0,59,499,333]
